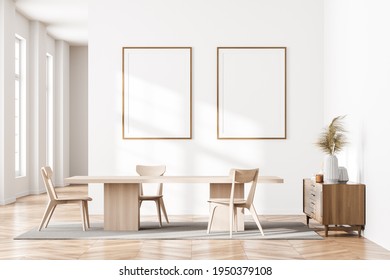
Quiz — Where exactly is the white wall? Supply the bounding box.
[0,4,71,203]
[89,0,324,215]
[324,0,390,250]
[0,0,4,204]
[0,0,16,204]
[46,35,55,55]
[70,46,88,176]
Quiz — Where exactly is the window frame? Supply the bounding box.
[46,53,54,170]
[15,35,27,178]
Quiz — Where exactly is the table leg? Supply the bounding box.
[104,183,140,231]
[209,183,245,231]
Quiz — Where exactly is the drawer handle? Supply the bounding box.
[311,202,315,205]
[311,193,315,197]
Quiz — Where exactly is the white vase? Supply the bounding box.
[324,154,339,183]
[338,166,349,183]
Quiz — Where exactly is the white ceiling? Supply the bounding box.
[14,0,88,46]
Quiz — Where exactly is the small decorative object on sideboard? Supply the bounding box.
[315,173,323,183]
[315,115,348,183]
[323,154,338,183]
[338,166,349,183]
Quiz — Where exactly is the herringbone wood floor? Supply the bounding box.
[1,186,390,260]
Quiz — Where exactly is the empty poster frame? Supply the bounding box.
[217,47,286,139]
[122,47,192,139]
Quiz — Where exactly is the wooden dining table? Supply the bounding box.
[64,175,284,231]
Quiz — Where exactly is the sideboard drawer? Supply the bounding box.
[303,180,321,221]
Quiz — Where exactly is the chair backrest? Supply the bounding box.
[136,165,166,176]
[40,166,58,200]
[230,168,259,206]
[136,165,166,196]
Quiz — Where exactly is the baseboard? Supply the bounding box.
[14,191,30,199]
[29,188,46,195]
[0,196,16,205]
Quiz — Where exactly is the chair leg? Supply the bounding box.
[138,200,143,224]
[160,198,169,224]
[80,201,87,231]
[155,199,162,227]
[229,204,234,238]
[83,201,91,228]
[38,201,55,231]
[44,204,57,228]
[234,207,238,232]
[249,204,264,236]
[207,204,218,234]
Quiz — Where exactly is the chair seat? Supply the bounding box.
[56,196,92,202]
[208,198,247,206]
[140,195,163,200]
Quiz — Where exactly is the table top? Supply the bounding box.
[65,175,284,184]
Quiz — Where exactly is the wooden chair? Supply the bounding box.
[38,166,92,231]
[207,168,264,238]
[136,165,169,227]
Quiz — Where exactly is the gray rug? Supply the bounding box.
[14,221,322,240]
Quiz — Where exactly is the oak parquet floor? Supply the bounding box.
[1,186,390,260]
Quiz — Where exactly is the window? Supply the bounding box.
[15,35,26,177]
[46,53,54,169]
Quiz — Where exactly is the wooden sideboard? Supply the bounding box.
[303,178,366,237]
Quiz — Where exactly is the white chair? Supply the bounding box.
[136,165,169,227]
[38,166,92,231]
[207,168,264,238]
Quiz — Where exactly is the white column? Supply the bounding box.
[29,21,47,194]
[70,46,88,176]
[55,40,70,186]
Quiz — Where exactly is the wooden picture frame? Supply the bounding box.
[122,47,192,139]
[217,47,286,139]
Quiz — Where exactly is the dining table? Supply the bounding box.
[64,175,284,231]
